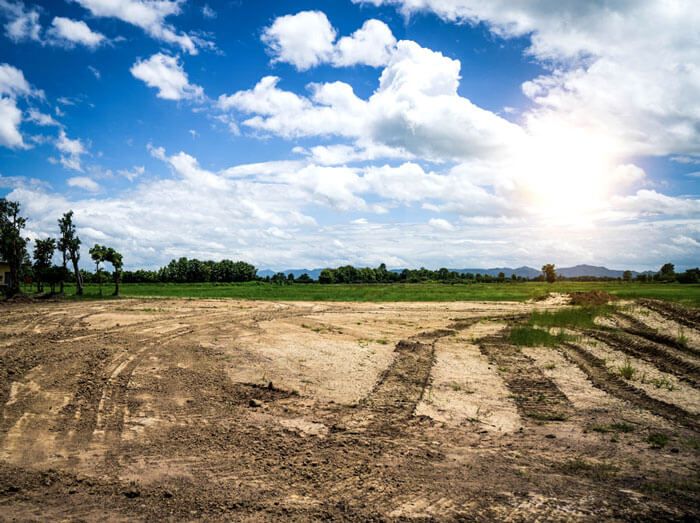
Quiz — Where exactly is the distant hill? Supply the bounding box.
[258,264,651,280]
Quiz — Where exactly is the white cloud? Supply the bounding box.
[358,0,700,157]
[88,65,100,79]
[0,96,25,148]
[26,108,61,127]
[55,129,88,171]
[47,16,106,48]
[429,218,455,231]
[117,165,144,181]
[220,41,524,161]
[332,19,396,67]
[72,0,204,54]
[262,11,396,70]
[0,62,38,98]
[130,53,203,101]
[67,176,100,192]
[0,0,41,42]
[262,11,336,71]
[202,5,216,19]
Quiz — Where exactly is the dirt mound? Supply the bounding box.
[568,290,619,306]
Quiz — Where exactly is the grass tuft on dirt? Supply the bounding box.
[528,305,617,329]
[509,326,576,347]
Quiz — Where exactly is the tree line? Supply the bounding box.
[2,198,698,297]
[0,199,123,297]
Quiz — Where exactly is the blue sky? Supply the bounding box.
[0,0,698,271]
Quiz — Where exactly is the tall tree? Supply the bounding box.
[32,238,56,293]
[542,264,556,283]
[105,247,123,296]
[0,199,28,297]
[58,211,83,295]
[89,244,107,296]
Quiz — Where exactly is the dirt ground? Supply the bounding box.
[0,296,698,521]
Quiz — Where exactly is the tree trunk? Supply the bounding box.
[97,267,102,296]
[72,257,83,295]
[113,272,119,296]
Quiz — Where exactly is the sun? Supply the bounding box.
[519,122,622,225]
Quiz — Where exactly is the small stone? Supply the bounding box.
[545,434,556,439]
[249,399,262,408]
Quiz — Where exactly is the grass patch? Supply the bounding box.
[528,411,568,421]
[646,433,670,449]
[21,281,700,305]
[617,359,637,380]
[560,458,617,479]
[509,326,576,347]
[647,376,677,391]
[529,305,617,330]
[592,422,635,434]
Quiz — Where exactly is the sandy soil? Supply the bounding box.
[0,297,698,520]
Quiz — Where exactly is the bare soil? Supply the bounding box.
[0,297,698,521]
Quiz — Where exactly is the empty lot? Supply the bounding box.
[0,296,698,520]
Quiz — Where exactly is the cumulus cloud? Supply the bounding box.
[357,0,700,157]
[130,53,203,101]
[67,176,100,192]
[262,11,396,70]
[0,63,42,149]
[0,0,40,42]
[26,108,61,127]
[220,40,525,162]
[55,129,88,171]
[72,0,206,54]
[0,96,24,148]
[47,16,106,48]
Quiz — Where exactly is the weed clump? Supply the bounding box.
[646,433,670,449]
[618,359,636,380]
[509,326,576,347]
[529,305,616,329]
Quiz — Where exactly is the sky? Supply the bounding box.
[0,0,699,272]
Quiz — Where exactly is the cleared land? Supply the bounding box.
[0,295,698,520]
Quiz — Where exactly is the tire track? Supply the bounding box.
[585,329,700,388]
[560,341,700,431]
[614,312,700,358]
[479,331,572,422]
[639,299,700,330]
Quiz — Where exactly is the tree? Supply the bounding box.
[58,211,83,295]
[0,199,28,296]
[542,264,556,283]
[89,244,108,295]
[659,263,675,282]
[32,238,56,293]
[622,270,632,282]
[104,247,123,296]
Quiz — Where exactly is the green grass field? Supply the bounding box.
[21,281,700,306]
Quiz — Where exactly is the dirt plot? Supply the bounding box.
[0,297,698,520]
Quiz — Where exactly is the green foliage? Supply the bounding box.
[542,264,556,283]
[592,423,634,433]
[33,281,700,305]
[58,210,82,294]
[646,433,669,449]
[529,305,616,329]
[32,237,57,293]
[617,359,636,380]
[0,199,28,296]
[509,326,575,347]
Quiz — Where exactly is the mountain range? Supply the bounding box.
[257,264,654,280]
